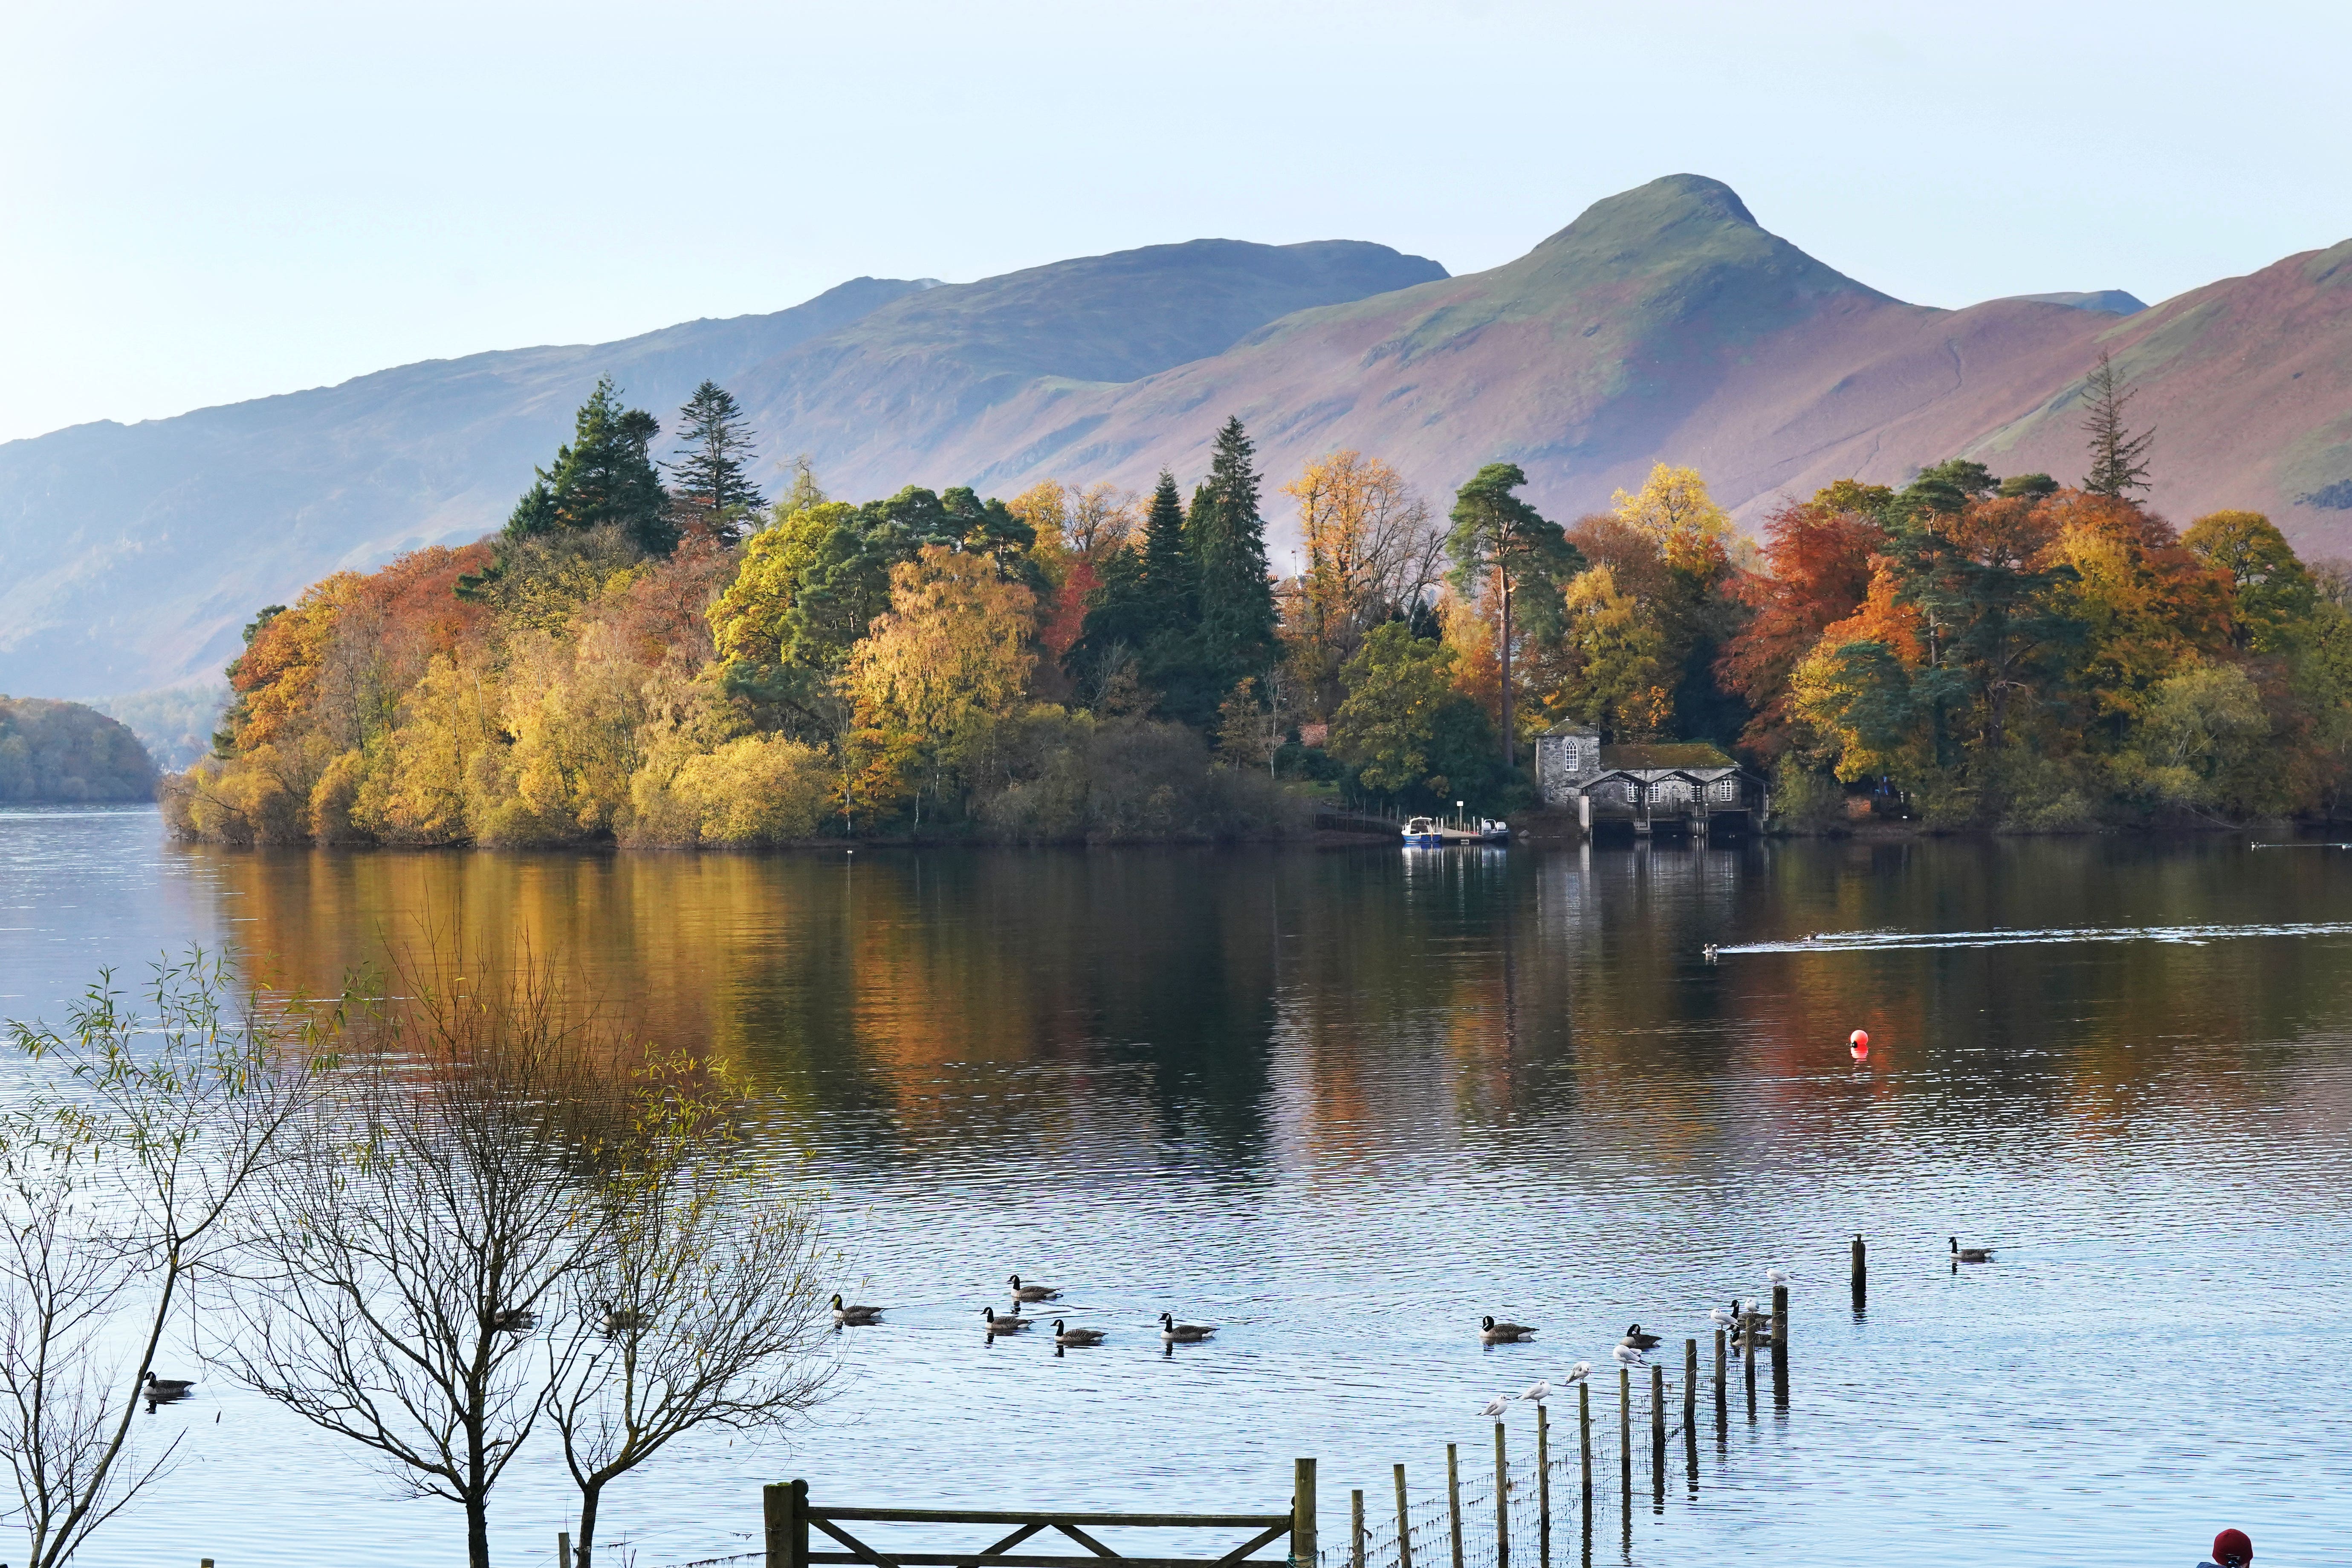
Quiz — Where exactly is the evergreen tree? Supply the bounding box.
[509,375,674,556]
[1188,418,1278,696]
[1445,462,1574,766]
[665,380,766,543]
[1139,469,1195,623]
[2081,350,2154,498]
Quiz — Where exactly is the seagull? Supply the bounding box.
[1709,1303,1739,1331]
[1519,1380,1552,1404]
[1765,1268,1791,1287]
[1562,1360,1591,1387]
[1612,1344,1647,1369]
[1481,1393,1514,1418]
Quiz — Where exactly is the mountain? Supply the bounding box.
[920,177,2352,553]
[6,175,2350,699]
[0,241,1443,697]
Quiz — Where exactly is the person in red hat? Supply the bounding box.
[2199,1527,2252,1568]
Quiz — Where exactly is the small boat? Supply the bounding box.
[1402,815,1507,848]
[1478,818,1511,843]
[1402,816,1448,847]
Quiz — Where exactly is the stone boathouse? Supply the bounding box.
[1533,724,1769,836]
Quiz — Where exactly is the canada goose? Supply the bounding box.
[143,1372,194,1399]
[1562,1360,1592,1386]
[1950,1237,1994,1263]
[1620,1324,1662,1351]
[981,1307,1032,1331]
[490,1307,536,1333]
[1050,1319,1104,1347]
[1159,1311,1215,1342]
[599,1302,644,1334]
[1479,1315,1536,1344]
[1007,1273,1061,1302]
[831,1293,883,1325]
[1480,1393,1513,1418]
[1611,1344,1646,1369]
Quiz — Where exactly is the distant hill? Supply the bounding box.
[0,241,1440,697]
[5,174,2351,700]
[0,697,159,802]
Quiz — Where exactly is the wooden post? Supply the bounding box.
[1617,1366,1631,1502]
[1493,1422,1509,1568]
[1394,1463,1413,1568]
[1743,1324,1756,1421]
[1772,1284,1790,1407]
[1683,1339,1696,1430]
[1446,1443,1464,1568]
[1649,1362,1664,1449]
[1578,1381,1591,1507]
[1351,1487,1366,1568]
[1536,1400,1551,1568]
[1713,1328,1726,1416]
[1295,1457,1319,1568]
[559,1532,572,1568]
[766,1479,807,1568]
[1851,1233,1867,1311]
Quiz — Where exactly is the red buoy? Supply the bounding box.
[1849,1027,1870,1059]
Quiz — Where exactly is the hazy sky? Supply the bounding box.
[3,0,2345,445]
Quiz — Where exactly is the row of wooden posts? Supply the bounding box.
[763,1280,1805,1568]
[1311,1283,1792,1568]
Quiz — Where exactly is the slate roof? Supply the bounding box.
[1598,743,1737,771]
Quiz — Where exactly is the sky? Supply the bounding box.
[2,0,2346,446]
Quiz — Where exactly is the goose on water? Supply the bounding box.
[1008,1273,1061,1302]
[1050,1319,1105,1347]
[1950,1237,1995,1264]
[831,1293,883,1325]
[981,1307,1032,1331]
[599,1302,645,1334]
[143,1372,194,1399]
[1479,1315,1536,1344]
[490,1307,536,1333]
[1159,1311,1215,1343]
[1620,1324,1662,1351]
[1611,1344,1646,1369]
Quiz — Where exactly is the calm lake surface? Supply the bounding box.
[4,807,2351,1568]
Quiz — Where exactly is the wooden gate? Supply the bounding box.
[765,1467,1310,1568]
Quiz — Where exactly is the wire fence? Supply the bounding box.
[1322,1344,1783,1568]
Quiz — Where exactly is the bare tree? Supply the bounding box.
[0,955,332,1568]
[215,959,628,1568]
[547,1054,836,1566]
[1280,451,1446,715]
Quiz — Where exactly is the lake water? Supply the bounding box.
[4,807,2350,1568]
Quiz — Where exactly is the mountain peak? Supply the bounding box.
[1534,174,1759,255]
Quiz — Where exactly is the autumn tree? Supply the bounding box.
[2081,350,2154,499]
[2184,509,2317,652]
[1609,463,1734,572]
[1282,450,1445,715]
[1716,492,1886,758]
[1071,470,1203,718]
[1445,463,1576,766]
[664,381,765,543]
[845,544,1039,823]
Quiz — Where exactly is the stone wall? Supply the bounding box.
[1534,727,1601,806]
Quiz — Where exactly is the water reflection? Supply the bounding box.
[5,817,2351,1567]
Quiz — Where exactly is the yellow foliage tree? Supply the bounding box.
[1610,463,1733,573]
[845,545,1038,821]
[706,500,860,667]
[1549,565,1672,739]
[1281,449,1442,712]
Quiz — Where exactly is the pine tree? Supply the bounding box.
[1139,469,1195,624]
[1189,417,1278,691]
[511,375,674,556]
[2081,350,2154,498]
[665,380,766,543]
